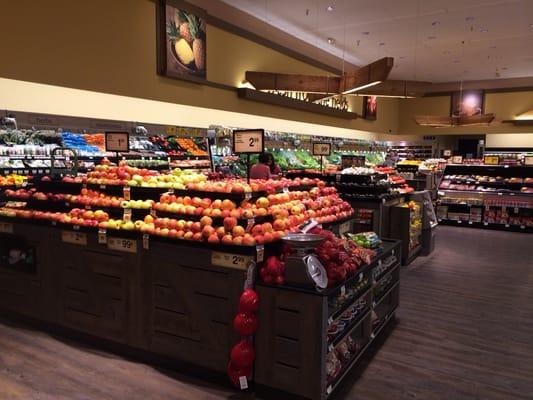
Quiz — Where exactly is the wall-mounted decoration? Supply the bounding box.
[363,96,377,120]
[156,0,207,82]
[451,90,484,117]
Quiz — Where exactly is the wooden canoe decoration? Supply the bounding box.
[245,57,394,97]
[415,113,495,127]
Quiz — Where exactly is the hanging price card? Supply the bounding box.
[0,222,14,234]
[232,129,264,154]
[107,237,137,253]
[61,231,87,246]
[211,252,252,270]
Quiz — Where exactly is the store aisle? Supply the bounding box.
[0,226,532,400]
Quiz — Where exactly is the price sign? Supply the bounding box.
[443,149,452,157]
[105,131,130,152]
[232,129,264,154]
[484,155,500,165]
[107,237,137,253]
[524,156,533,166]
[339,220,351,235]
[0,222,14,234]
[451,155,463,164]
[61,230,87,245]
[312,142,331,156]
[211,252,252,270]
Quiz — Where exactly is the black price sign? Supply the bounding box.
[312,142,331,156]
[105,131,130,152]
[232,129,264,154]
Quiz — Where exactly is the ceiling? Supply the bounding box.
[221,0,533,82]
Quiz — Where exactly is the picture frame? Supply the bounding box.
[156,0,207,83]
[450,90,484,117]
[362,96,377,120]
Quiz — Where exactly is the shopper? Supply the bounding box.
[250,152,272,180]
[267,153,282,177]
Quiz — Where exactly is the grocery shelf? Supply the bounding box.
[438,218,533,233]
[374,280,400,308]
[328,285,371,321]
[328,308,371,352]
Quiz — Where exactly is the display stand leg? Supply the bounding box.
[247,154,250,183]
[320,156,323,174]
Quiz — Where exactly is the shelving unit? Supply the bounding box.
[388,145,433,160]
[255,240,401,400]
[437,165,533,231]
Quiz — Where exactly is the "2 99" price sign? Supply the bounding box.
[233,129,264,154]
[312,142,331,156]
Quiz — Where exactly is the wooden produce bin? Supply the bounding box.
[255,240,401,400]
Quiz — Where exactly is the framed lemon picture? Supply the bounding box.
[157,0,207,82]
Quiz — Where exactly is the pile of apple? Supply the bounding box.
[185,176,324,194]
[64,189,124,208]
[310,227,376,287]
[3,188,66,202]
[86,164,207,189]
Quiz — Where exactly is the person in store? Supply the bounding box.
[250,152,274,179]
[267,153,282,178]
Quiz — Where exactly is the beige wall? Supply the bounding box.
[0,0,398,137]
[397,91,533,136]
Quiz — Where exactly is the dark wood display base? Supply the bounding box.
[0,221,262,377]
[254,240,401,400]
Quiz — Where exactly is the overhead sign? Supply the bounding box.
[312,142,332,156]
[105,131,130,152]
[233,129,264,154]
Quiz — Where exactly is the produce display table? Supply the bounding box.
[255,240,401,400]
[0,219,270,374]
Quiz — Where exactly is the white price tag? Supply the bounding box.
[514,207,519,214]
[520,225,525,229]
[123,187,131,201]
[282,186,289,193]
[340,285,346,296]
[0,222,14,234]
[123,208,132,222]
[98,229,107,244]
[211,252,251,270]
[61,230,87,245]
[238,376,248,390]
[107,237,137,253]
[256,244,265,263]
[233,129,263,153]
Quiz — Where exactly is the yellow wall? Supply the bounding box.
[397,91,533,136]
[0,0,398,137]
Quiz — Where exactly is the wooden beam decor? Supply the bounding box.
[237,88,359,119]
[341,57,394,94]
[245,72,340,94]
[415,113,495,127]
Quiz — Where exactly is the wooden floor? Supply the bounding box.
[1,226,532,400]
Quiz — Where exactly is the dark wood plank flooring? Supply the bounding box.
[1,226,532,400]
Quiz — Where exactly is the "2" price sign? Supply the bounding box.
[211,251,252,270]
[232,129,264,154]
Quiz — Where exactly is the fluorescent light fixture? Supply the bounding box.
[342,80,382,94]
[239,80,256,90]
[357,93,415,98]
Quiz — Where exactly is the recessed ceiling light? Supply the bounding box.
[326,5,334,12]
[431,21,440,26]
[465,16,475,22]
[427,36,436,40]
[362,31,370,35]
[480,27,488,33]
[327,37,336,44]
[379,42,385,46]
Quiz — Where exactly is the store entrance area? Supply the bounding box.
[1,225,531,400]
